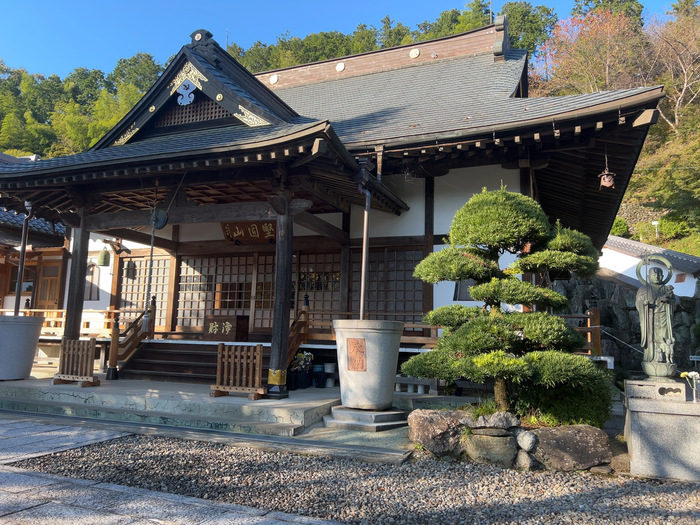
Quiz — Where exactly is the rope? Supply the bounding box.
[594,326,644,355]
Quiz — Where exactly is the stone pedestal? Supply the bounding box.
[625,380,700,482]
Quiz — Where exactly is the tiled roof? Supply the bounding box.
[0,208,66,247]
[604,235,700,276]
[0,120,320,177]
[274,50,527,147]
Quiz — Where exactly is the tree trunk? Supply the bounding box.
[494,378,510,412]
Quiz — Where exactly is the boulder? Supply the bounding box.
[408,409,466,457]
[514,450,541,471]
[477,411,520,429]
[462,434,517,468]
[514,429,538,452]
[531,425,612,471]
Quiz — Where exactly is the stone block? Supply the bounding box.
[461,434,517,468]
[625,383,700,482]
[408,409,466,457]
[530,425,612,471]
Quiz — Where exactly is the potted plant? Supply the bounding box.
[289,351,313,389]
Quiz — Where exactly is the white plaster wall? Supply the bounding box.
[600,248,697,298]
[350,174,427,238]
[434,166,521,235]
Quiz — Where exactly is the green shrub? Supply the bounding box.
[449,188,551,257]
[413,247,503,284]
[455,350,531,384]
[470,278,569,311]
[515,351,613,427]
[508,312,586,353]
[610,217,629,237]
[422,305,484,332]
[433,315,521,356]
[401,346,461,381]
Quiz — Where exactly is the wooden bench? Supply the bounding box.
[210,343,267,400]
[52,337,100,388]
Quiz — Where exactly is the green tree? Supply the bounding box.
[671,0,700,16]
[500,2,557,58]
[351,24,378,54]
[378,16,413,48]
[106,53,163,93]
[404,188,597,411]
[456,0,492,32]
[63,68,106,110]
[416,9,462,40]
[572,0,645,26]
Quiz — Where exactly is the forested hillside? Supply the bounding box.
[1,0,698,254]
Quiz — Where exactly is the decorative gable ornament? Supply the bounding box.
[234,105,270,127]
[169,61,208,106]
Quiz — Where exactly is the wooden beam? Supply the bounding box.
[95,228,178,252]
[294,211,349,243]
[84,202,276,230]
[633,109,659,128]
[289,138,327,168]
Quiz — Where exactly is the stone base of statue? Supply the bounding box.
[625,380,700,482]
[642,360,677,379]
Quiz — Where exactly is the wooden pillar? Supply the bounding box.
[340,211,351,314]
[423,176,435,314]
[266,193,311,399]
[64,209,90,340]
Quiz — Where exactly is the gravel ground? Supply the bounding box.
[11,434,699,525]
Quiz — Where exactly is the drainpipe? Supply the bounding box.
[14,202,33,316]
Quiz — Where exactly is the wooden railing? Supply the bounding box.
[301,310,439,349]
[561,308,601,356]
[0,308,120,339]
[108,298,156,369]
[287,307,309,367]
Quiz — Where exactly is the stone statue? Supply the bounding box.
[635,257,677,378]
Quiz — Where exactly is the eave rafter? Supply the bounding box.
[356,106,659,176]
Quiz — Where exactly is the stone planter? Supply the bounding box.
[0,316,45,380]
[333,319,403,410]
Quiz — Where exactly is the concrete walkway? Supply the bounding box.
[0,413,343,524]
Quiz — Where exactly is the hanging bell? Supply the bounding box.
[97,247,111,267]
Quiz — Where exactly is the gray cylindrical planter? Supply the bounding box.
[0,316,45,380]
[333,319,403,410]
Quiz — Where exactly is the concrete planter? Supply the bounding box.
[333,319,403,410]
[0,316,45,380]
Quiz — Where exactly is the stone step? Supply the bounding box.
[330,406,407,423]
[0,381,340,438]
[0,397,305,436]
[323,415,408,433]
[323,406,408,432]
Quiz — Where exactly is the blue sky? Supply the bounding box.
[1,0,674,78]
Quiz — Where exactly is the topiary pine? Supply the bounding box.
[402,187,602,414]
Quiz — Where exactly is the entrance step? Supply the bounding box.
[0,381,340,438]
[323,406,408,432]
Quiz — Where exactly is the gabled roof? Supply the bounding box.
[604,235,700,277]
[93,29,302,149]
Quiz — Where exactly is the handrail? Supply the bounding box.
[287,306,309,368]
[108,297,157,371]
